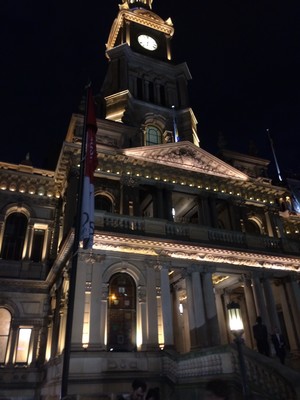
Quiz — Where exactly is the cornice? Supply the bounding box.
[0,163,60,199]
[93,233,300,273]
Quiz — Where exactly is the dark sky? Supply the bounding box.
[1,1,300,180]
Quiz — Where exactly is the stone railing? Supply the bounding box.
[162,345,300,399]
[94,211,300,254]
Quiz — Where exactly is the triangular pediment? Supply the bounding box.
[123,142,249,180]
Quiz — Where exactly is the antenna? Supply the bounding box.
[267,128,282,181]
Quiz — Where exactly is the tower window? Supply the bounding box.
[145,126,162,146]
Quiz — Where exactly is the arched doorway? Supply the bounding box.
[107,273,136,351]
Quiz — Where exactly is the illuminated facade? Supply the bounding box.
[0,1,300,399]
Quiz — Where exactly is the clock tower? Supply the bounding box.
[101,0,199,147]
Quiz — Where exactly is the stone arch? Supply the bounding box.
[245,215,263,235]
[94,191,115,212]
[102,260,146,287]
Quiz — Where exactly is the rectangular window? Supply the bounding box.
[0,308,11,363]
[0,336,9,363]
[15,328,32,364]
[31,229,45,262]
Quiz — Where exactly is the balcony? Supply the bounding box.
[95,211,300,255]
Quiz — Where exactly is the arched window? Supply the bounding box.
[244,218,261,235]
[1,212,28,260]
[95,195,113,212]
[107,273,136,351]
[0,308,12,364]
[145,126,162,146]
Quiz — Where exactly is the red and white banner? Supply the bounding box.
[80,86,98,249]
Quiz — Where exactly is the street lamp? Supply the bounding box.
[227,301,252,399]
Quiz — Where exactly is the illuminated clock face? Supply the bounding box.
[137,34,158,51]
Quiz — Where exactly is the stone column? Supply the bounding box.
[121,176,139,216]
[264,208,274,237]
[242,275,257,347]
[208,196,218,228]
[164,188,173,221]
[156,188,164,219]
[276,279,297,350]
[199,195,211,226]
[202,270,220,346]
[185,271,197,348]
[146,265,159,350]
[262,276,280,331]
[57,293,68,355]
[100,283,108,348]
[215,289,228,345]
[7,325,18,365]
[137,284,147,350]
[222,290,231,342]
[89,255,106,350]
[52,281,63,357]
[191,268,207,347]
[251,274,268,325]
[71,253,87,347]
[272,211,285,238]
[24,224,33,259]
[228,200,240,231]
[30,326,40,366]
[160,265,174,347]
[285,277,300,347]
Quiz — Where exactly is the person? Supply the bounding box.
[117,379,147,400]
[204,379,229,400]
[252,316,270,356]
[271,326,286,364]
[145,387,160,400]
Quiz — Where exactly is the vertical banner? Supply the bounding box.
[80,86,98,249]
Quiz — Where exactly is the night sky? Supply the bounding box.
[1,1,299,180]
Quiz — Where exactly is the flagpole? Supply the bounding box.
[61,83,90,399]
[172,105,179,142]
[267,128,282,181]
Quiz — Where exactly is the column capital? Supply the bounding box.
[154,261,171,272]
[78,251,106,264]
[120,175,140,187]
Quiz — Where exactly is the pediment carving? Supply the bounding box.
[123,142,249,180]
